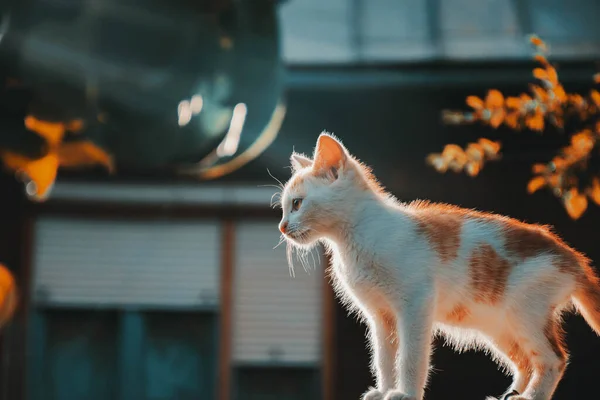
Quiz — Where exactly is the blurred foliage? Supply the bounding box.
[427,36,600,220]
[0,115,113,201]
[0,263,17,330]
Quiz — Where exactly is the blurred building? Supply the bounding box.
[0,1,600,400]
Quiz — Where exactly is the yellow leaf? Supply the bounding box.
[478,138,501,156]
[57,141,114,173]
[527,176,546,194]
[466,96,484,109]
[486,90,504,108]
[563,188,588,220]
[533,68,548,81]
[24,116,65,147]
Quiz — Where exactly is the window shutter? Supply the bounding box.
[32,217,221,309]
[232,221,323,365]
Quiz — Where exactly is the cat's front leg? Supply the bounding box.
[362,311,398,400]
[386,294,434,400]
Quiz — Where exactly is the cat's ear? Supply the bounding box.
[290,152,313,172]
[312,132,347,179]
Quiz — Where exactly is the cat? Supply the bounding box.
[276,132,600,400]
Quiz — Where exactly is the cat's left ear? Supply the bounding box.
[290,152,313,172]
[313,132,347,179]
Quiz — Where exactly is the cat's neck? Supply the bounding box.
[326,192,407,252]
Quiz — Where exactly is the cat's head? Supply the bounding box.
[278,132,383,246]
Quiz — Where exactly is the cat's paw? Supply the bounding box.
[362,388,385,400]
[502,390,522,400]
[383,390,417,400]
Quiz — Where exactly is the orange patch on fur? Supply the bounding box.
[469,244,512,304]
[413,212,462,263]
[506,340,534,382]
[446,304,470,323]
[378,308,398,343]
[543,317,568,362]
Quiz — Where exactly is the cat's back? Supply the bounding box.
[403,199,585,267]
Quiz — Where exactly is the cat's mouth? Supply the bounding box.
[286,229,310,241]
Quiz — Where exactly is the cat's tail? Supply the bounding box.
[572,264,600,336]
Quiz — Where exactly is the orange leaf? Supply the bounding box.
[24,116,66,147]
[466,143,485,161]
[533,68,548,81]
[0,264,17,329]
[505,112,520,129]
[534,54,548,65]
[588,178,600,206]
[532,163,547,174]
[551,157,566,171]
[466,96,485,109]
[489,109,505,128]
[529,35,544,47]
[448,159,465,173]
[554,85,567,102]
[546,66,558,85]
[571,131,595,153]
[2,151,59,199]
[485,90,504,108]
[506,97,521,109]
[426,153,448,173]
[530,84,547,101]
[526,113,544,131]
[563,188,588,220]
[594,73,600,84]
[465,161,481,177]
[441,144,465,160]
[57,141,114,172]
[527,176,546,194]
[478,138,501,156]
[590,90,600,107]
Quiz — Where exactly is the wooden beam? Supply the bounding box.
[218,220,235,400]
[322,254,336,400]
[6,215,34,400]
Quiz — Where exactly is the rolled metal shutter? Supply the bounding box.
[232,221,323,364]
[32,216,221,308]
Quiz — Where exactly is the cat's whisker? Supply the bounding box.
[286,242,295,278]
[273,235,286,250]
[266,168,285,190]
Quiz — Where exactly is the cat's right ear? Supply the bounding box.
[290,152,313,172]
[312,132,347,180]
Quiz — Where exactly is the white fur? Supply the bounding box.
[277,133,593,400]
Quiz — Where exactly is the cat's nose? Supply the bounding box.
[279,221,288,234]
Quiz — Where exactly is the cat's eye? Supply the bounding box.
[292,198,303,212]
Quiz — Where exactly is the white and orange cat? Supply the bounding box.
[277,132,600,400]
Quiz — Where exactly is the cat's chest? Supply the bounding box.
[332,251,384,287]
